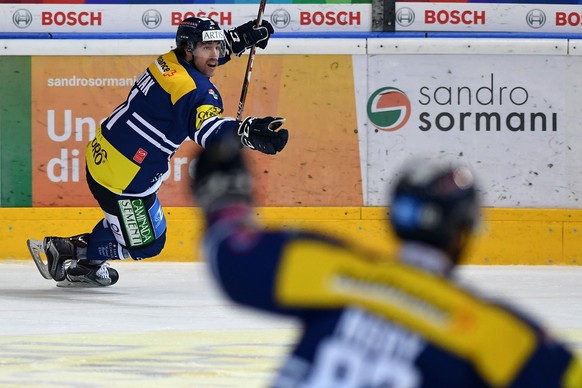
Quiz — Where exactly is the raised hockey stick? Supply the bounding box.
[236,0,268,121]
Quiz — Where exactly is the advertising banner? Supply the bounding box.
[1,3,372,34]
[396,2,582,33]
[30,54,361,207]
[355,54,582,208]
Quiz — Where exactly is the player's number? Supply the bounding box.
[305,339,420,388]
[106,88,139,129]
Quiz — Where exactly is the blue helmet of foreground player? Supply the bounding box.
[389,159,480,261]
[176,17,227,58]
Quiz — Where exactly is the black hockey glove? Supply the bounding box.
[226,20,274,57]
[193,137,252,221]
[238,116,289,155]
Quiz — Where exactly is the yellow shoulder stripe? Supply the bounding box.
[148,51,196,105]
[276,239,536,387]
[563,357,582,388]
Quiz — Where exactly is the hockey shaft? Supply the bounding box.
[236,0,268,121]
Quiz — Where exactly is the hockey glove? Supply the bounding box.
[226,20,274,57]
[193,137,253,222]
[238,116,289,155]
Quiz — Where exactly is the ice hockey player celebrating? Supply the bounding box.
[192,139,582,387]
[28,16,288,287]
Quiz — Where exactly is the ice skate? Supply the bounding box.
[60,260,119,288]
[28,234,89,282]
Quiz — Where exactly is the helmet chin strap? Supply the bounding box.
[180,50,195,67]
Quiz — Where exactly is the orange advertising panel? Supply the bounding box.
[31,54,362,207]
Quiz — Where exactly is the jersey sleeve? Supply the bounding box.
[185,83,240,149]
[202,217,341,315]
[191,114,240,149]
[509,333,582,387]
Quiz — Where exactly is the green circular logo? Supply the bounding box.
[367,87,411,131]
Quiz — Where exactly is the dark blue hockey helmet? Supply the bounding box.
[389,159,480,260]
[176,17,227,57]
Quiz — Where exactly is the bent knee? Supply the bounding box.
[126,233,166,260]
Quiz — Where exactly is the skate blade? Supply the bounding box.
[27,239,52,280]
[56,280,110,288]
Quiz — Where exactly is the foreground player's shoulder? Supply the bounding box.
[148,51,197,104]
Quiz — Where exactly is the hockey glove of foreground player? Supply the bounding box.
[226,20,274,57]
[193,137,253,223]
[238,116,289,155]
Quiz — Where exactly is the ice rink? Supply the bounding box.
[1,260,581,387]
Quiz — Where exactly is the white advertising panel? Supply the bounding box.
[355,54,582,208]
[1,4,371,33]
[396,2,582,33]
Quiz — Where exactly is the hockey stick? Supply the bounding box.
[236,0,268,121]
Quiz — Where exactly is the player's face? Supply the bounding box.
[192,42,222,77]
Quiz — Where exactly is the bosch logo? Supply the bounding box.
[396,8,415,27]
[425,10,485,25]
[171,12,232,27]
[526,9,546,29]
[42,11,102,26]
[13,9,32,29]
[270,9,291,29]
[300,11,360,26]
[556,12,582,27]
[142,9,162,29]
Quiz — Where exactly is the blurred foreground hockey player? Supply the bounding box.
[192,139,582,387]
[27,16,288,287]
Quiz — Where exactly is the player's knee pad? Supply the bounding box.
[125,232,166,260]
[88,219,166,261]
[103,194,167,260]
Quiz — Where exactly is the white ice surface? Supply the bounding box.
[1,261,581,387]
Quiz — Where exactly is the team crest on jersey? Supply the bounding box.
[133,148,148,164]
[208,89,218,100]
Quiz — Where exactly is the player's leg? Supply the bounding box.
[40,228,119,287]
[36,169,167,286]
[60,168,166,286]
[39,175,121,286]
[65,204,167,287]
[85,166,167,263]
[61,186,167,286]
[85,194,167,263]
[63,220,121,287]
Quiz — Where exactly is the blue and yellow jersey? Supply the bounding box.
[86,50,238,195]
[203,225,582,388]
